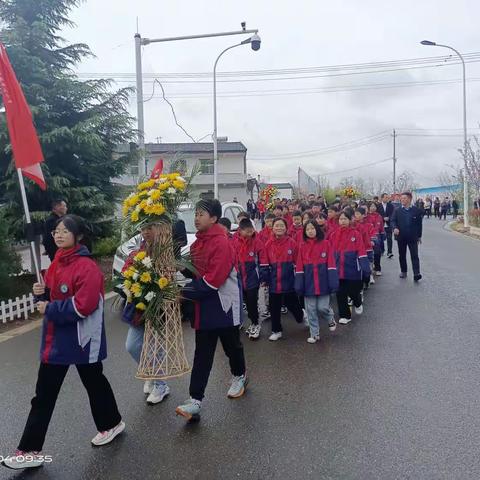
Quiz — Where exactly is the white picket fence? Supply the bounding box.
[0,293,36,324]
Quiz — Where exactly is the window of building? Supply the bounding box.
[199,159,214,175]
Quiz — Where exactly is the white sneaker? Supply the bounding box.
[268,332,283,341]
[369,276,375,285]
[328,320,337,332]
[227,374,248,398]
[307,335,319,344]
[249,324,261,339]
[147,384,170,405]
[1,450,45,470]
[354,305,364,315]
[281,306,288,315]
[375,271,382,276]
[91,421,125,446]
[245,324,254,336]
[338,318,351,325]
[144,380,153,395]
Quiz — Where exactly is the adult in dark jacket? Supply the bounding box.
[42,199,68,261]
[391,192,423,282]
[377,193,395,258]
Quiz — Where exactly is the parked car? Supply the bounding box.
[112,201,245,281]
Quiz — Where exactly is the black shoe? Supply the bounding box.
[399,272,407,278]
[414,274,422,282]
[387,253,394,259]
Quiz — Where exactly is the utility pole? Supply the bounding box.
[392,129,397,194]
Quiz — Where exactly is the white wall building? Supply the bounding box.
[115,141,249,206]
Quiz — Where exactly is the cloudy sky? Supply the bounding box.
[65,0,480,188]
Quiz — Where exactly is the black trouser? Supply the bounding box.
[453,209,458,219]
[374,249,382,272]
[397,237,420,275]
[190,327,245,401]
[243,287,259,325]
[434,207,440,218]
[18,362,121,452]
[269,292,303,333]
[384,226,393,255]
[425,208,431,219]
[336,280,363,319]
[440,209,447,220]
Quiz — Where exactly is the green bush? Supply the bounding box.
[92,236,121,258]
[0,209,23,299]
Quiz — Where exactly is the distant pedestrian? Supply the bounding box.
[391,192,423,282]
[2,215,124,471]
[42,199,67,261]
[452,199,459,219]
[433,197,440,218]
[440,199,448,220]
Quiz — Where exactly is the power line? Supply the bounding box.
[76,51,480,80]
[249,133,391,160]
[311,158,392,177]
[136,77,480,100]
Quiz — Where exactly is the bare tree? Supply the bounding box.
[395,170,418,193]
[464,136,480,197]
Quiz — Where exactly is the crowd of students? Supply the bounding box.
[3,192,421,470]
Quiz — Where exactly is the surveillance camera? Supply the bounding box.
[241,22,246,31]
[250,33,261,51]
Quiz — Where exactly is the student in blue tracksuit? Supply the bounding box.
[295,221,339,343]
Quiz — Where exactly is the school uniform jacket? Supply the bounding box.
[40,245,106,365]
[257,226,273,245]
[235,234,267,291]
[366,212,385,246]
[182,224,242,330]
[294,239,339,296]
[329,226,371,280]
[288,224,304,244]
[354,220,375,262]
[263,236,298,294]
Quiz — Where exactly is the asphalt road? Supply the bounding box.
[1,219,479,480]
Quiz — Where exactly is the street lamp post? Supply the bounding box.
[421,40,469,227]
[213,34,261,199]
[134,26,259,177]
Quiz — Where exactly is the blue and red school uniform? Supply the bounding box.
[329,226,371,280]
[295,239,339,296]
[288,223,304,244]
[182,224,242,330]
[263,236,298,293]
[235,234,267,291]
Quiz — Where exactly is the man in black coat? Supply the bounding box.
[377,193,395,258]
[42,199,68,261]
[391,192,423,282]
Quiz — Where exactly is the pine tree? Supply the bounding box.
[0,0,136,237]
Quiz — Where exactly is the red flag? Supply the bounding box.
[0,43,46,190]
[150,158,164,179]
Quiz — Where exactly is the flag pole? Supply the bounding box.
[16,168,42,283]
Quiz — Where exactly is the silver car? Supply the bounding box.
[112,202,245,281]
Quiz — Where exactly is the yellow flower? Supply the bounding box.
[149,189,161,201]
[127,194,140,207]
[137,179,156,191]
[134,251,146,261]
[168,173,179,180]
[158,182,170,191]
[123,279,132,289]
[122,268,133,279]
[122,204,129,216]
[140,272,152,283]
[158,277,169,289]
[172,180,185,190]
[135,302,146,311]
[152,204,165,216]
[131,211,139,222]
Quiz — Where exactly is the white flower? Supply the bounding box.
[145,291,156,302]
[147,189,156,196]
[134,290,142,298]
[158,178,167,183]
[135,205,141,212]
[122,287,130,297]
[132,273,139,281]
[141,256,153,268]
[177,176,185,182]
[167,187,176,195]
[147,198,153,205]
